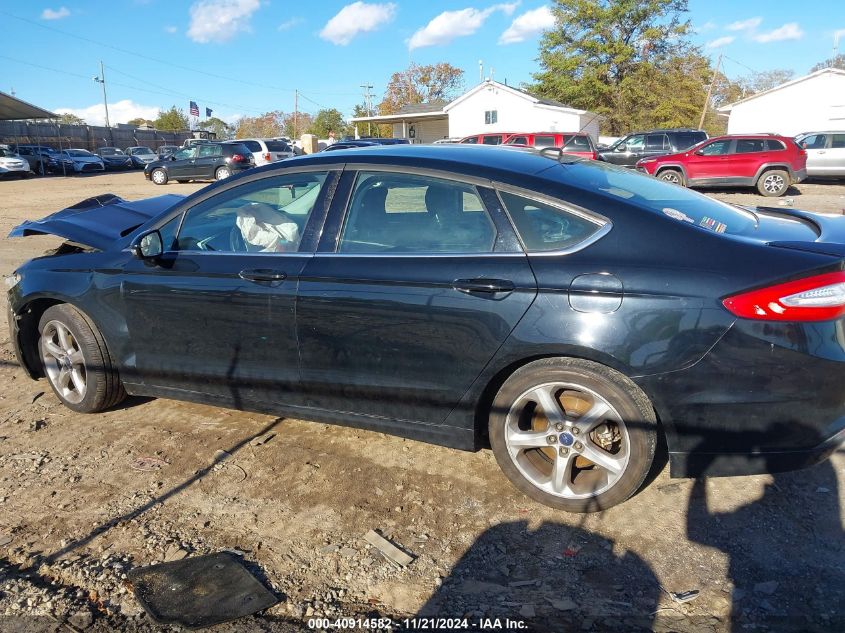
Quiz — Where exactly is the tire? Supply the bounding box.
[489,358,656,512]
[657,168,684,186]
[215,166,231,181]
[150,168,168,185]
[38,304,125,413]
[756,169,790,197]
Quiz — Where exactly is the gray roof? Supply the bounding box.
[510,85,569,108]
[396,101,449,115]
[0,91,57,120]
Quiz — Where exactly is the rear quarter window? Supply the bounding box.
[766,139,787,151]
[500,190,605,252]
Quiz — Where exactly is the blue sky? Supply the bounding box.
[1,1,843,126]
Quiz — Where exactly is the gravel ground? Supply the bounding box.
[0,171,843,632]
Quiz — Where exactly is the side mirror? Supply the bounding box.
[615,144,627,152]
[133,230,163,259]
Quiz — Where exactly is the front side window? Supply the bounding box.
[484,110,498,124]
[698,140,731,156]
[800,134,827,149]
[173,148,196,160]
[176,172,328,253]
[482,135,502,145]
[500,191,604,252]
[338,172,496,254]
[622,134,645,150]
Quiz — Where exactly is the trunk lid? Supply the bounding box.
[8,193,183,250]
[746,206,845,258]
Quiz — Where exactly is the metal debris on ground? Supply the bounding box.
[0,533,12,547]
[250,432,276,447]
[363,530,414,568]
[129,457,169,472]
[669,589,700,603]
[127,551,278,629]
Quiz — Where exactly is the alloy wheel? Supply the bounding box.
[216,167,231,180]
[40,320,87,405]
[763,173,785,194]
[659,171,681,184]
[504,382,630,500]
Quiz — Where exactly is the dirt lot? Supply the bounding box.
[0,171,843,632]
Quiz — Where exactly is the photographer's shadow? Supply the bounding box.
[414,519,660,632]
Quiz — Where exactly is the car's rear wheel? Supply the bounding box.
[757,169,789,197]
[489,358,656,512]
[38,304,125,413]
[215,166,231,180]
[151,168,168,185]
[657,168,684,186]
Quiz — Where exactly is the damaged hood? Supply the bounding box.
[8,193,183,250]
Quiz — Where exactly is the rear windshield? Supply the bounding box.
[265,140,291,152]
[225,143,250,155]
[554,160,759,236]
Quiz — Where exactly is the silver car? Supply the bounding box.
[0,147,31,178]
[52,149,105,174]
[796,132,845,177]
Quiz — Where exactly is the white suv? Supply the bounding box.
[239,138,295,167]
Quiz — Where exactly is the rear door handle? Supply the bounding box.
[239,269,287,283]
[453,278,515,294]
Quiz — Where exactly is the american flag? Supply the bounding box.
[189,101,199,117]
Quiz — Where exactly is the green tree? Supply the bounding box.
[378,62,464,115]
[126,117,154,127]
[530,0,695,134]
[235,111,284,138]
[307,108,347,138]
[811,53,845,72]
[351,102,391,138]
[201,116,235,140]
[154,106,190,132]
[57,113,86,125]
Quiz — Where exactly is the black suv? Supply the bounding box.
[144,142,254,185]
[598,129,707,167]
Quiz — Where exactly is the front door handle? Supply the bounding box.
[453,278,515,294]
[239,269,287,284]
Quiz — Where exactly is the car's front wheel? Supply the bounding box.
[757,169,790,196]
[215,166,231,180]
[38,304,125,413]
[150,168,168,185]
[657,168,684,186]
[489,358,656,512]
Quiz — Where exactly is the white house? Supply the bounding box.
[718,68,845,136]
[351,79,601,143]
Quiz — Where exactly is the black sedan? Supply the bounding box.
[96,147,133,170]
[7,145,845,511]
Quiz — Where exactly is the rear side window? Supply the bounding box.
[198,144,222,157]
[339,172,496,254]
[735,139,766,153]
[500,191,604,252]
[766,139,786,151]
[482,135,502,145]
[534,135,557,148]
[645,134,669,150]
[265,141,291,152]
[506,135,529,145]
[832,135,845,148]
[242,140,262,152]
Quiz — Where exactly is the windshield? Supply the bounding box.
[553,160,758,235]
[0,149,17,157]
[99,148,123,155]
[65,150,92,157]
[131,147,155,155]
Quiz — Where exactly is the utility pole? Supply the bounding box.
[294,89,298,140]
[360,83,374,136]
[698,53,722,130]
[93,61,113,144]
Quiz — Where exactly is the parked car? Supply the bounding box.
[125,146,158,169]
[48,149,105,174]
[598,129,708,167]
[432,137,462,144]
[95,147,133,170]
[504,132,598,159]
[157,145,180,160]
[637,134,807,197]
[144,142,254,184]
[795,131,845,177]
[8,145,845,512]
[238,138,295,166]
[323,139,411,152]
[460,133,515,145]
[0,147,31,178]
[13,145,58,175]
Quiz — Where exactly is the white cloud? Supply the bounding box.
[278,17,303,31]
[187,0,261,44]
[499,6,555,44]
[41,7,70,20]
[727,17,762,32]
[410,3,520,50]
[164,25,178,34]
[319,2,397,46]
[705,35,735,49]
[834,28,845,44]
[696,20,716,33]
[754,22,804,43]
[56,100,161,127]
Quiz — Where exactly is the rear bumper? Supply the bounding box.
[792,168,807,183]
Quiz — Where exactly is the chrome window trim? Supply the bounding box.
[336,162,494,188]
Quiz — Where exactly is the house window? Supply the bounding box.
[484,110,498,125]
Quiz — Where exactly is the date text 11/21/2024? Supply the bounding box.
[307,617,529,630]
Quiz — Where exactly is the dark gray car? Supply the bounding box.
[599,129,708,167]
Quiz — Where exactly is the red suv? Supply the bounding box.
[504,132,597,159]
[636,134,807,197]
[459,133,515,145]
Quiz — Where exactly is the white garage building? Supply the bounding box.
[718,68,845,136]
[352,79,601,143]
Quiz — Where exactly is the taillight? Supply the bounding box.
[723,271,845,321]
[592,151,598,160]
[232,153,246,162]
[264,152,271,161]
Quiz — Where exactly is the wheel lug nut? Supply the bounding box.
[559,447,568,456]
[572,427,580,435]
[555,423,564,431]
[574,441,583,451]
[547,435,557,444]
